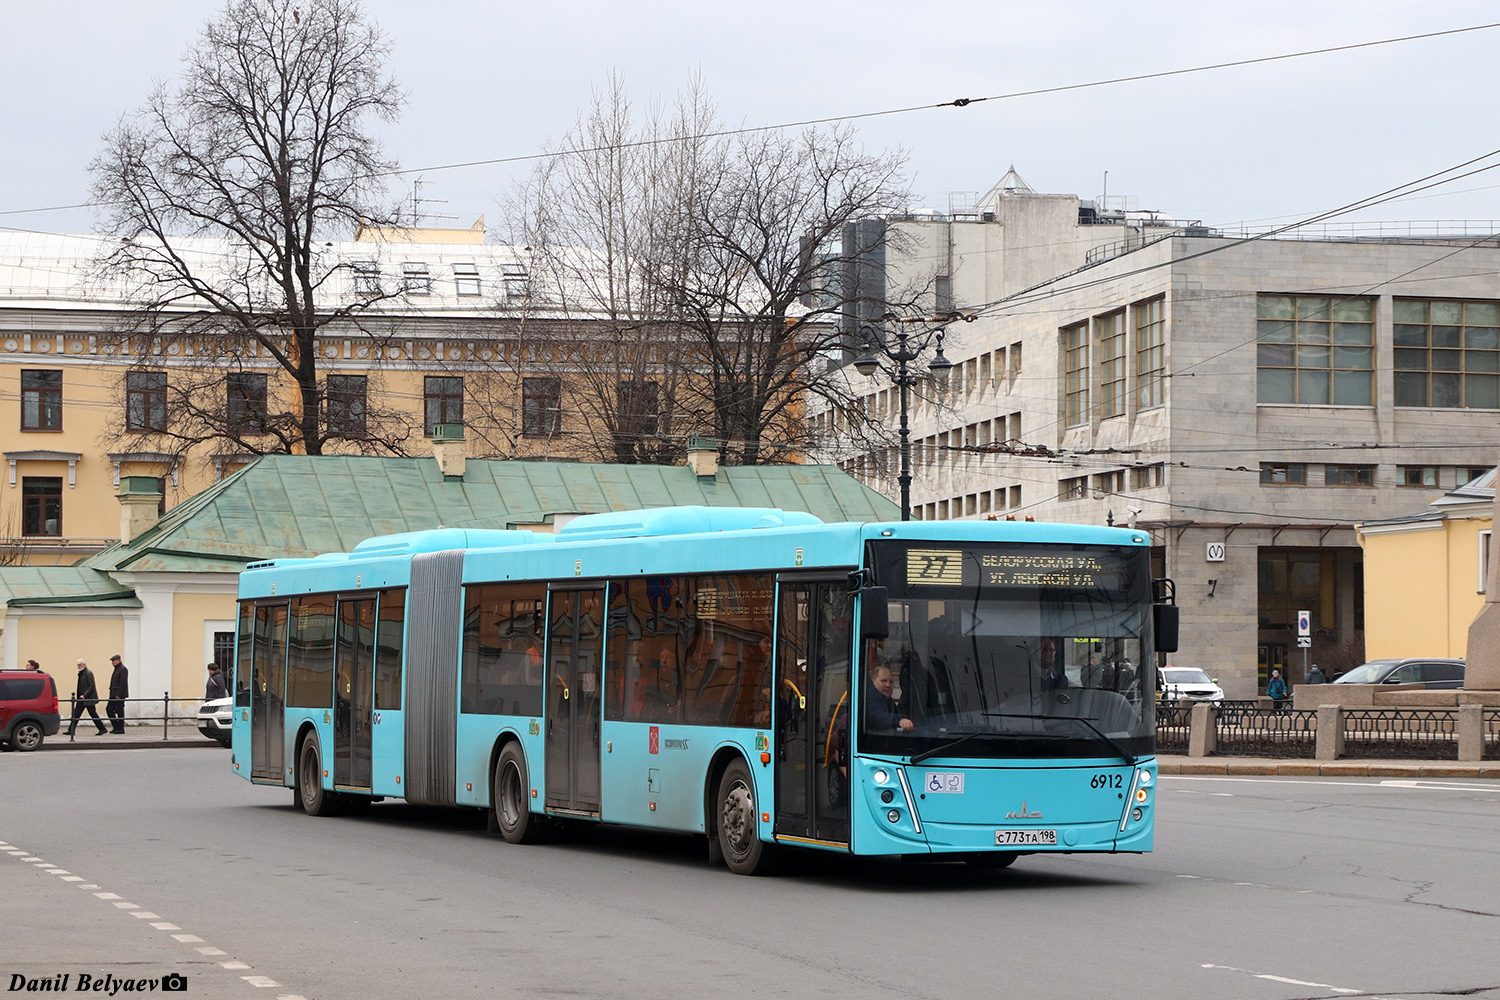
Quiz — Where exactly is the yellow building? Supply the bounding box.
[1357,468,1495,659]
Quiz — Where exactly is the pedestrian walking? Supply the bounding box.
[66,659,107,740]
[1267,668,1290,711]
[204,662,228,701]
[106,654,129,734]
[1306,663,1326,685]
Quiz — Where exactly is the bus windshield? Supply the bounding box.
[861,540,1155,760]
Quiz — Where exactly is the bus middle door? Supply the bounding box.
[544,586,604,817]
[774,576,852,848]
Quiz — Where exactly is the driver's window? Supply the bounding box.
[1390,663,1422,683]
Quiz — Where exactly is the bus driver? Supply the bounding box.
[866,663,914,733]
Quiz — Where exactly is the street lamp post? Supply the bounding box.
[853,324,953,521]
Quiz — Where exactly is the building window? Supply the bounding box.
[1260,462,1306,485]
[21,477,62,537]
[617,378,660,438]
[326,375,367,437]
[1325,464,1374,486]
[521,377,562,436]
[1094,470,1124,494]
[352,260,381,295]
[1481,530,1492,594]
[1400,465,1438,487]
[1393,299,1500,409]
[1097,312,1126,419]
[1010,342,1022,378]
[402,262,432,295]
[1456,466,1491,487]
[226,373,268,434]
[1063,323,1089,426]
[1131,463,1164,489]
[213,631,235,671]
[453,262,481,297]
[1257,295,1374,405]
[1136,297,1165,410]
[126,371,167,432]
[20,369,62,431]
[424,376,463,434]
[1009,485,1021,508]
[1059,475,1088,500]
[501,263,529,298]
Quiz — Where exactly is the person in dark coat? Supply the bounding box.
[204,662,228,701]
[865,664,913,733]
[66,659,107,740]
[106,654,129,734]
[1306,663,1326,685]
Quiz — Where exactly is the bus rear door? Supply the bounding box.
[250,602,288,783]
[774,577,852,848]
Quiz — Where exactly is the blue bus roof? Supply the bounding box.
[237,506,1150,599]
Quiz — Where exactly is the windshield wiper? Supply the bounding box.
[982,712,1138,766]
[908,729,1065,764]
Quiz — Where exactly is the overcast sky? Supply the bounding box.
[4,1,1500,238]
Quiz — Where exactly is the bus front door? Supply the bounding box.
[774,579,852,847]
[544,587,604,816]
[333,597,375,791]
[250,602,288,783]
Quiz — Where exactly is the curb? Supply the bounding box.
[1157,757,1500,779]
[38,738,225,752]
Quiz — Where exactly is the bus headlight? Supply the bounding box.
[1132,807,1143,822]
[886,809,900,823]
[873,769,889,785]
[1137,771,1152,786]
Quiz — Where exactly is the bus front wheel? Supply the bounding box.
[717,760,773,875]
[298,738,338,817]
[493,743,546,844]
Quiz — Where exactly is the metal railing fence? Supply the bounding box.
[1214,707,1318,757]
[1482,710,1500,762]
[65,693,211,739]
[1155,704,1190,753]
[1341,709,1457,760]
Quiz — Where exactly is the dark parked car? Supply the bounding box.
[0,668,62,752]
[1331,658,1465,689]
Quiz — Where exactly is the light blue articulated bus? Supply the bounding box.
[230,505,1177,875]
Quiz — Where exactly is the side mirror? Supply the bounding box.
[860,587,889,640]
[1153,604,1180,654]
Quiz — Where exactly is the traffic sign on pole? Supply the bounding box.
[1297,610,1311,637]
[1297,636,1312,648]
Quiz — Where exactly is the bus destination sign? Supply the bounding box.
[901,546,1126,591]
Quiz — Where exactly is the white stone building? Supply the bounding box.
[810,177,1500,698]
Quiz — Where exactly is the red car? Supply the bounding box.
[0,668,62,752]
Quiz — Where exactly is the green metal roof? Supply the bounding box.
[0,566,141,609]
[4,455,898,606]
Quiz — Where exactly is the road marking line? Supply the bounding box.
[129,912,160,919]
[277,995,309,1000]
[77,884,99,889]
[47,870,71,875]
[242,976,280,988]
[59,876,83,882]
[172,934,204,943]
[113,902,139,909]
[1202,963,1361,994]
[1165,776,1497,791]
[93,892,121,899]
[221,962,251,971]
[150,922,181,930]
[196,947,227,956]
[20,856,43,862]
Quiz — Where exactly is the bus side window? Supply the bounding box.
[375,588,405,710]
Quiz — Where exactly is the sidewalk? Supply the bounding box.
[41,723,222,751]
[1156,754,1500,779]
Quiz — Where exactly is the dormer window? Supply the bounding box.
[453,263,481,297]
[402,262,432,295]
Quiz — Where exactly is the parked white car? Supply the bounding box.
[1157,667,1225,705]
[197,697,233,747]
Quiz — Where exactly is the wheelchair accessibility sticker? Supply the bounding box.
[925,772,965,794]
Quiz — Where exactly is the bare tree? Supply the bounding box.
[89,0,414,457]
[494,76,917,466]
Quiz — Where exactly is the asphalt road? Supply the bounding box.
[2,750,1498,1000]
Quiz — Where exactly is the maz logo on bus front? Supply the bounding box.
[1005,800,1043,820]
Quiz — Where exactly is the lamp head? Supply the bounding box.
[853,350,881,377]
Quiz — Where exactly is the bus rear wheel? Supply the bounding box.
[298,738,338,817]
[493,743,546,844]
[717,760,772,875]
